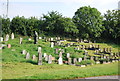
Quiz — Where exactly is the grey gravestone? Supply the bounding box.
[90,56,94,60]
[84,56,87,60]
[109,48,112,53]
[59,52,62,57]
[51,42,54,48]
[78,58,82,62]
[55,48,59,54]
[5,34,9,41]
[0,37,3,42]
[32,55,36,60]
[26,52,30,59]
[20,37,23,44]
[22,50,27,55]
[73,58,77,64]
[48,55,52,64]
[34,31,38,44]
[11,33,14,39]
[38,47,42,65]
[68,58,72,65]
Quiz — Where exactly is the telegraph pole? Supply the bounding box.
[6,0,9,18]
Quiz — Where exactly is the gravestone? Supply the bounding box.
[84,50,88,55]
[0,37,3,42]
[58,51,63,65]
[50,38,53,41]
[48,55,52,64]
[39,37,42,39]
[68,58,72,65]
[11,33,14,39]
[44,53,47,57]
[5,34,9,41]
[58,37,60,40]
[38,47,41,53]
[28,38,32,41]
[58,57,63,65]
[109,48,112,53]
[90,56,94,60]
[78,58,82,62]
[84,56,87,60]
[51,42,54,48]
[22,50,27,55]
[59,52,62,57]
[38,47,42,65]
[61,49,65,53]
[34,31,38,44]
[73,58,77,64]
[66,53,70,58]
[45,55,48,61]
[32,55,36,60]
[55,48,59,54]
[7,44,11,48]
[20,37,23,44]
[26,52,30,59]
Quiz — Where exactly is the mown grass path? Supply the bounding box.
[2,62,118,79]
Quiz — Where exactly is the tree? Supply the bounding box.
[10,16,27,36]
[55,17,79,37]
[26,17,40,36]
[73,6,104,40]
[42,11,62,35]
[2,17,11,35]
[103,10,120,43]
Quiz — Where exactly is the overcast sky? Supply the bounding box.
[0,0,119,19]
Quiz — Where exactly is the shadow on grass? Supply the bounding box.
[26,60,38,65]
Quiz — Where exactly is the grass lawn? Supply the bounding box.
[2,62,118,79]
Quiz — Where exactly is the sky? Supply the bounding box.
[0,0,119,19]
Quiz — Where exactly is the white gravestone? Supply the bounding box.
[78,58,82,62]
[11,33,14,39]
[58,57,63,65]
[5,34,9,41]
[0,37,3,42]
[20,37,23,44]
[51,42,54,48]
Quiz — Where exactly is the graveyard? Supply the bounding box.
[1,33,119,79]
